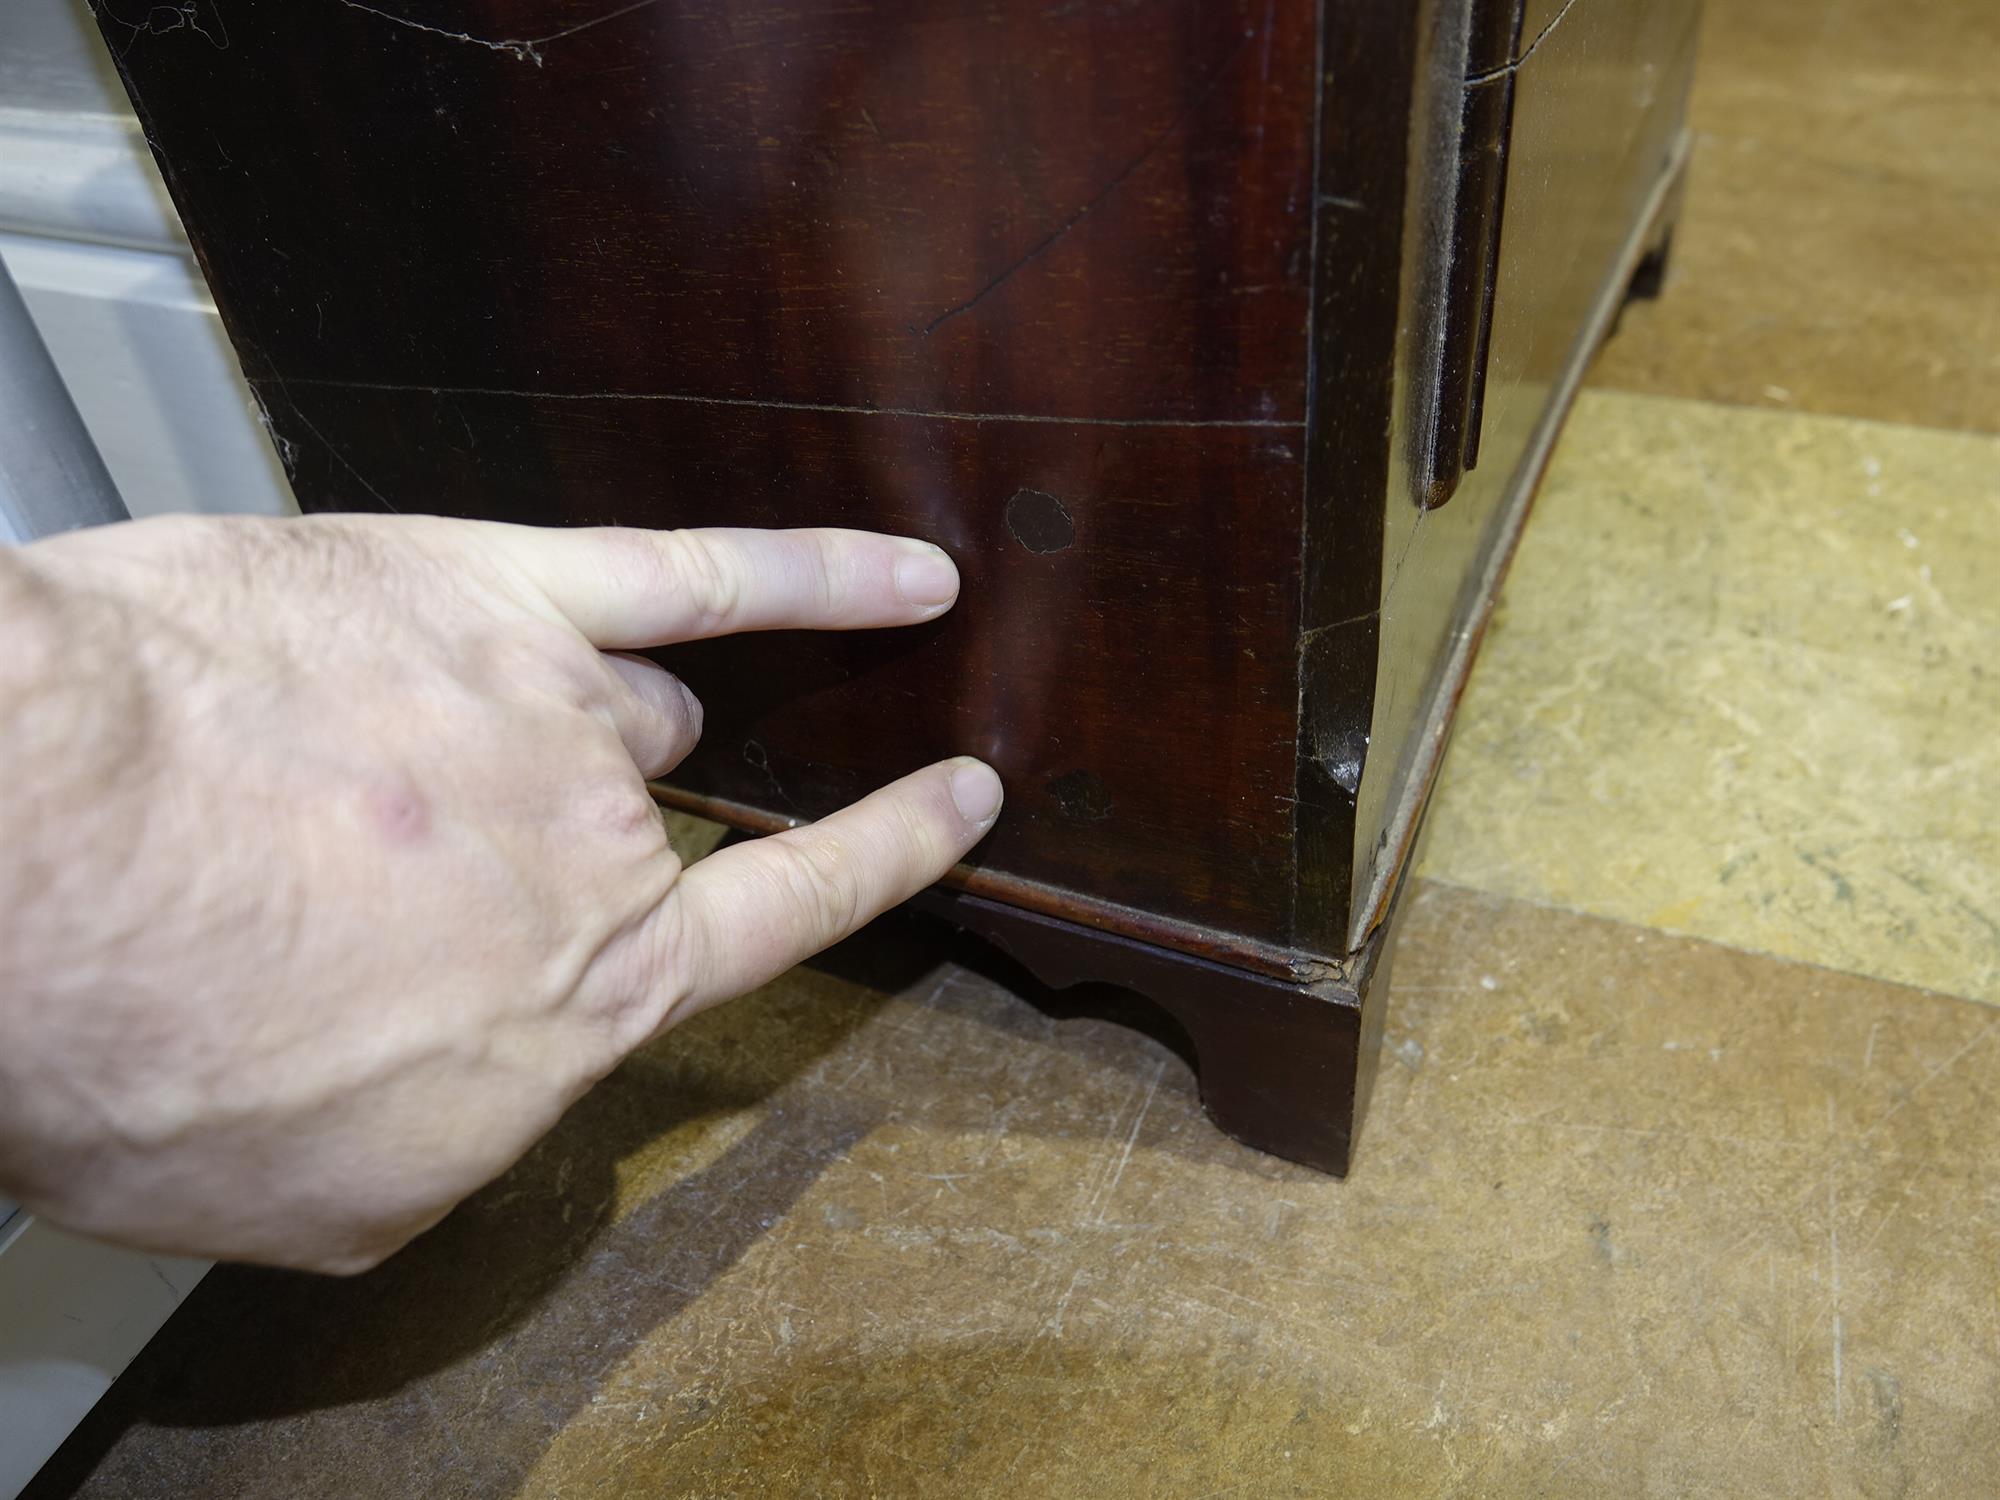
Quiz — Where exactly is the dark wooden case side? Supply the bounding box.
[87,0,1326,957]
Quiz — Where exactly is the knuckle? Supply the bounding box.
[892,794,950,866]
[584,900,689,1050]
[593,526,673,594]
[578,968,664,1057]
[468,627,597,707]
[315,1245,392,1277]
[806,533,843,616]
[576,526,692,628]
[250,513,380,586]
[300,1224,405,1277]
[638,892,700,1025]
[575,759,669,842]
[663,530,742,635]
[776,836,862,941]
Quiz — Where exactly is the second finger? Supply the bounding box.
[653,757,1003,1020]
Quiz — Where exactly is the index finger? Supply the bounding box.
[653,757,1004,1020]
[478,524,962,649]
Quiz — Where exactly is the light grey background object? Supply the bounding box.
[0,0,295,526]
[0,252,127,539]
[0,0,299,1488]
[0,1216,207,1499]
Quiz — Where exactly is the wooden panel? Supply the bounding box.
[98,0,1329,950]
[98,0,1316,425]
[252,367,1307,941]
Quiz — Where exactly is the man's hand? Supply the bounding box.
[0,514,1001,1273]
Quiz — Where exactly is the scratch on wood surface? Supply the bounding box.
[1829,1179,1844,1425]
[1082,1059,1167,1227]
[248,376,1300,431]
[1857,1017,1996,1144]
[248,386,301,471]
[914,30,1257,336]
[418,1384,470,1472]
[1298,606,1383,642]
[103,0,229,55]
[1046,1267,1084,1340]
[333,0,667,66]
[1193,1279,1279,1318]
[1855,1159,1933,1263]
[1500,1115,1817,1154]
[1465,0,1582,85]
[1549,1206,1783,1483]
[283,397,402,512]
[1772,1168,1966,1438]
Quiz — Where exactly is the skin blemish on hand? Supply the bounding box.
[362,778,433,845]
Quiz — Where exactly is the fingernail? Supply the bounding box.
[949,760,1004,826]
[894,543,960,609]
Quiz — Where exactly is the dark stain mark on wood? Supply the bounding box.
[1005,489,1076,554]
[1046,769,1114,825]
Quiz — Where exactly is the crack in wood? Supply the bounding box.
[252,377,1301,431]
[333,0,668,66]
